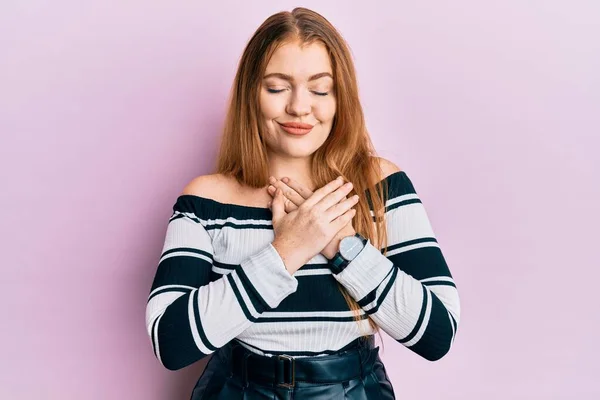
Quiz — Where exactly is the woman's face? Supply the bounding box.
[259,40,337,159]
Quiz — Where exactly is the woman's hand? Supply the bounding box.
[267,176,357,260]
[269,177,358,274]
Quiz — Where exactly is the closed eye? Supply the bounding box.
[266,88,329,96]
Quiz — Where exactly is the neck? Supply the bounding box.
[267,152,316,191]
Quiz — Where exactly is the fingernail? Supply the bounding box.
[269,176,276,184]
[282,177,289,183]
[337,176,343,182]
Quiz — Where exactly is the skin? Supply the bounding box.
[260,39,356,260]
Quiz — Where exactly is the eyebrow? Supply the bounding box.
[262,72,333,82]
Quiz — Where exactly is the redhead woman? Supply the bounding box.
[145,7,461,399]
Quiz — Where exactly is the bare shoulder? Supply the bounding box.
[375,156,402,180]
[180,173,233,201]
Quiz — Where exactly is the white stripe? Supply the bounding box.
[385,193,420,208]
[261,310,365,318]
[213,266,331,277]
[421,276,454,283]
[148,284,195,299]
[293,268,332,277]
[386,241,439,257]
[172,210,196,219]
[146,291,187,335]
[238,319,376,356]
[404,289,432,347]
[368,194,420,217]
[212,266,234,275]
[448,310,456,345]
[153,312,165,365]
[201,215,273,227]
[187,289,212,354]
[159,250,212,265]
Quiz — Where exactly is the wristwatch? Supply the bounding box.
[328,233,368,274]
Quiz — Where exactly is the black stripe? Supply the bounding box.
[357,290,377,308]
[227,273,260,322]
[386,245,453,282]
[174,171,409,224]
[192,289,218,351]
[213,260,236,271]
[386,198,422,212]
[205,222,273,231]
[405,292,454,361]
[156,292,211,369]
[357,266,395,308]
[234,266,272,313]
[297,263,330,270]
[150,254,212,292]
[276,275,351,312]
[398,285,428,344]
[363,267,398,315]
[204,272,356,314]
[422,280,456,288]
[387,237,438,252]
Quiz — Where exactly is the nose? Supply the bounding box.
[285,88,311,117]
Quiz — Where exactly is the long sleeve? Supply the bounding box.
[145,203,298,371]
[331,171,460,361]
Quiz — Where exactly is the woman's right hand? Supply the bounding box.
[270,176,359,274]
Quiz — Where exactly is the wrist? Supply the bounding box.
[271,240,304,274]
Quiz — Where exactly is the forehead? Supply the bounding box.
[264,40,332,78]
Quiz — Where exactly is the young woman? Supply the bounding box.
[145,7,460,399]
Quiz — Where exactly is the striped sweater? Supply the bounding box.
[145,170,461,370]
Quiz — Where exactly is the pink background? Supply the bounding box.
[1,1,598,399]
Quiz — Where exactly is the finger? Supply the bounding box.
[332,208,357,231]
[315,181,354,212]
[266,186,299,212]
[302,176,346,209]
[270,188,285,221]
[268,181,304,207]
[282,177,313,199]
[283,196,298,212]
[325,194,360,222]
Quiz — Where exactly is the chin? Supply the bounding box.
[284,148,319,158]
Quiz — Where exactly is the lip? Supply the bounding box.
[277,121,314,135]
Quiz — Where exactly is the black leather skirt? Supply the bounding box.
[190,335,396,399]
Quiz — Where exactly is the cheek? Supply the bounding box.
[259,92,284,119]
[315,99,337,123]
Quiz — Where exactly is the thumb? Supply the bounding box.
[271,188,285,221]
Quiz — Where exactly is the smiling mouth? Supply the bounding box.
[277,122,314,135]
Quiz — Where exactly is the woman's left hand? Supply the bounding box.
[267,176,357,260]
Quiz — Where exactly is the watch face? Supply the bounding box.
[340,235,364,260]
